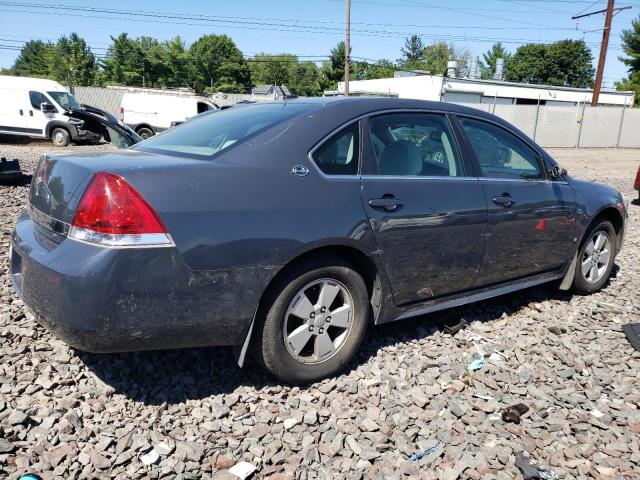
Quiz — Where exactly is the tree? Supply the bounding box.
[323,41,350,85]
[505,39,594,88]
[400,35,424,68]
[12,40,54,78]
[617,15,640,105]
[479,42,511,79]
[352,59,396,80]
[49,33,97,86]
[189,34,251,93]
[422,41,452,75]
[250,53,296,86]
[290,62,324,96]
[101,33,144,85]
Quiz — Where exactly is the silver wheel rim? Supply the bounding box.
[283,278,354,365]
[54,131,64,143]
[581,230,611,284]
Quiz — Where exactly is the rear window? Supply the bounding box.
[133,103,317,159]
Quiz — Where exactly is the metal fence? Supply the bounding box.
[457,102,640,148]
[70,87,640,148]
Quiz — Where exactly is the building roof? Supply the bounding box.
[446,76,633,96]
[252,84,274,95]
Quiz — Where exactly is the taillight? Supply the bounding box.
[69,172,173,247]
[119,106,124,122]
[634,166,640,190]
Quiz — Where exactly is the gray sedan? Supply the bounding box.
[10,98,628,384]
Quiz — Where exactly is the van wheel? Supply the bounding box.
[137,127,154,139]
[51,128,70,147]
[256,256,369,385]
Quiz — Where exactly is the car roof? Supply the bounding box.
[257,96,497,120]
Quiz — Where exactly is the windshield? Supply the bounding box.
[133,103,318,159]
[47,91,81,110]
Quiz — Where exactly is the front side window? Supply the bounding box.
[368,113,464,177]
[459,117,544,180]
[312,123,359,175]
[29,91,46,110]
[46,91,81,110]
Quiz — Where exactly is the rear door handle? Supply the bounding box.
[368,196,402,211]
[492,195,516,207]
[19,109,23,116]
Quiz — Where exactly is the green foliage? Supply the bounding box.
[479,42,512,79]
[189,34,251,93]
[617,15,640,105]
[620,16,640,74]
[250,53,297,86]
[352,59,396,80]
[12,40,54,78]
[615,73,640,106]
[505,39,594,88]
[397,39,469,76]
[400,35,425,69]
[49,33,97,86]
[100,33,144,85]
[323,41,349,85]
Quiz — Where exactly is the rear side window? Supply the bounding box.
[459,117,544,180]
[134,103,317,159]
[312,123,359,175]
[368,113,464,177]
[29,91,46,110]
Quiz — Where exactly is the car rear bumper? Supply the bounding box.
[10,212,276,353]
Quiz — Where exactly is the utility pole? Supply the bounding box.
[592,0,614,106]
[344,0,351,96]
[572,1,631,106]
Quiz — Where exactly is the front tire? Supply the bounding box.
[572,220,616,295]
[137,127,154,139]
[51,128,70,147]
[257,256,369,384]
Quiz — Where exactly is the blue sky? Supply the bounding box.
[0,0,638,87]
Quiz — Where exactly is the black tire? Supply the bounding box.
[572,219,616,295]
[51,127,70,147]
[256,256,369,385]
[137,127,154,139]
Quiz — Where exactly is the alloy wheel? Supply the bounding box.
[283,278,354,364]
[581,231,611,284]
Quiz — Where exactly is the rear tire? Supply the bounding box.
[572,220,616,295]
[51,128,70,147]
[256,256,369,385]
[137,127,154,139]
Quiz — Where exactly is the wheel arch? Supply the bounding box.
[588,206,624,254]
[235,243,385,367]
[45,121,76,139]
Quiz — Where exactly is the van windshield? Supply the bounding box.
[47,91,81,110]
[132,103,318,159]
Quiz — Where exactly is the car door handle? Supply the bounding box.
[369,196,402,211]
[19,109,23,116]
[492,195,516,207]
[29,110,33,117]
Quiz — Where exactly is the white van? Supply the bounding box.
[0,75,100,147]
[120,93,217,138]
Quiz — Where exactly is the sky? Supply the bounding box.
[0,0,639,88]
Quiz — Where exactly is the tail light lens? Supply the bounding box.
[69,172,173,247]
[119,106,124,123]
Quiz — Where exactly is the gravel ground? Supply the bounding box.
[1,140,639,480]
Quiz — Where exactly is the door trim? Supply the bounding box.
[0,125,42,135]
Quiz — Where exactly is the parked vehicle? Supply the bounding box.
[0,157,21,183]
[10,98,628,384]
[634,162,640,201]
[120,92,217,138]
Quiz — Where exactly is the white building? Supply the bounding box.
[335,74,634,107]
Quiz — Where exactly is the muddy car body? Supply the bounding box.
[10,98,628,383]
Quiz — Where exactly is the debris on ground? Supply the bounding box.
[502,403,530,424]
[406,443,440,462]
[622,323,640,351]
[515,451,559,480]
[227,461,257,479]
[467,358,486,371]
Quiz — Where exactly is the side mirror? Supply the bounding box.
[41,102,56,113]
[548,164,568,179]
